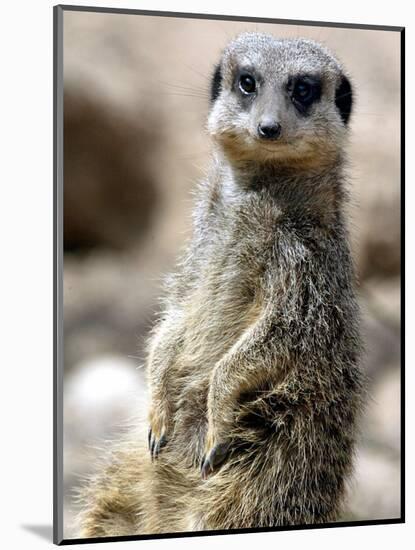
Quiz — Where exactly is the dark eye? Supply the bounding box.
[239,74,256,95]
[289,77,321,112]
[293,81,312,103]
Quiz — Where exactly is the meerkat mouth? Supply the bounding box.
[261,145,284,153]
[251,135,290,151]
[258,142,294,155]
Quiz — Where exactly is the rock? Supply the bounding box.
[64,89,160,252]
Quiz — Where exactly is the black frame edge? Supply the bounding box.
[53,4,65,546]
[58,518,404,546]
[400,26,405,524]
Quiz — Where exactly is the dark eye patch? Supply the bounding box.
[335,75,353,125]
[210,64,222,104]
[287,75,322,114]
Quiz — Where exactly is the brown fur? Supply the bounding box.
[78,33,365,536]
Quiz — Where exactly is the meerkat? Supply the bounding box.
[78,32,365,537]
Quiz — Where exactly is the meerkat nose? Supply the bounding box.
[257,122,282,141]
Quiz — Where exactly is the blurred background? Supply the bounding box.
[62,11,401,538]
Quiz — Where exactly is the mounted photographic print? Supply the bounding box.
[53,5,404,545]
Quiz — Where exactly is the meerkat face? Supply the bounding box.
[207,33,353,165]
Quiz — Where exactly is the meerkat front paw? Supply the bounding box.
[200,441,231,479]
[200,427,231,479]
[148,402,171,460]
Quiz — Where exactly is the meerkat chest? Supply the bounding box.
[180,214,274,369]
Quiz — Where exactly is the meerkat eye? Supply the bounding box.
[239,74,256,95]
[293,81,312,102]
[289,76,321,112]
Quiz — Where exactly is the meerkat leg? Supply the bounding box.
[200,307,277,478]
[146,309,185,459]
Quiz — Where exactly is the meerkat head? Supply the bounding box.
[208,33,353,166]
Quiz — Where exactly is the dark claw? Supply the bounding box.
[201,442,230,480]
[153,434,167,459]
[150,435,156,461]
[148,429,168,460]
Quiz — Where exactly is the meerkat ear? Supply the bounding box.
[335,75,353,125]
[210,63,222,104]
